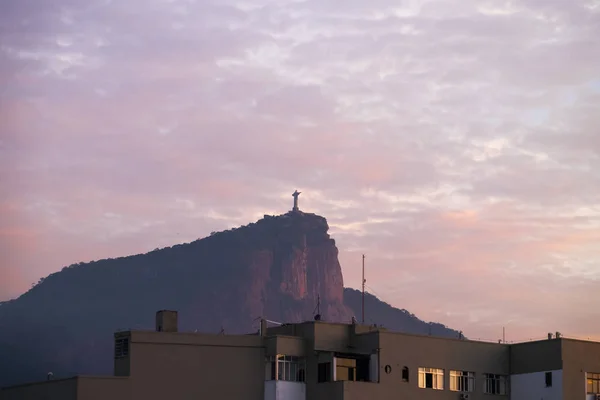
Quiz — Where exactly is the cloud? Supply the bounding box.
[1,0,599,341]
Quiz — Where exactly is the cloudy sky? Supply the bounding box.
[2,0,600,341]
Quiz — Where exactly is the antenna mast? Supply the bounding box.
[362,254,366,324]
[313,295,322,321]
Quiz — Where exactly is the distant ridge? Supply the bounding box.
[0,211,460,387]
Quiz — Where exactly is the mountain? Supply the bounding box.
[0,210,460,387]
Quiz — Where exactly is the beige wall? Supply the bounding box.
[313,323,352,352]
[356,332,509,400]
[266,336,306,357]
[1,378,77,400]
[77,377,130,400]
[562,339,600,399]
[312,380,386,400]
[128,331,265,400]
[0,376,128,400]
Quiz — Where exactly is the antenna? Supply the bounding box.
[313,295,321,321]
[362,254,366,324]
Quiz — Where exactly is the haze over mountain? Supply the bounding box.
[0,211,459,387]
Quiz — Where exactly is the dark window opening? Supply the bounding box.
[425,373,433,388]
[298,368,306,382]
[270,361,276,380]
[402,367,409,382]
[545,372,552,387]
[318,362,332,383]
[356,358,371,382]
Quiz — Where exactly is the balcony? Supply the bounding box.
[264,380,306,400]
[264,355,306,400]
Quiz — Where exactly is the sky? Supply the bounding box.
[1,0,600,342]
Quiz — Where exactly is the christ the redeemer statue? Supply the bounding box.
[292,190,301,211]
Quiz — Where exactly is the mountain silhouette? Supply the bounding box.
[0,210,460,387]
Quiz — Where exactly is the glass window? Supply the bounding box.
[265,355,306,382]
[418,367,444,390]
[484,373,508,395]
[588,372,600,394]
[450,370,475,392]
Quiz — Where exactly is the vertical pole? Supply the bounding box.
[317,295,320,315]
[362,254,365,324]
[503,327,505,343]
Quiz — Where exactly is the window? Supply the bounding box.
[418,367,444,390]
[484,374,508,395]
[318,362,332,383]
[588,372,600,394]
[402,367,409,382]
[265,355,306,382]
[450,370,474,392]
[545,371,552,387]
[114,338,129,359]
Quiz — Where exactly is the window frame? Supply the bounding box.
[483,373,508,395]
[418,367,444,390]
[587,372,600,394]
[450,370,475,392]
[266,355,306,382]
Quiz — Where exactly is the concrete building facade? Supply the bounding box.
[2,311,600,400]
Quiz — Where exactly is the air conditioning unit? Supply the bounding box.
[460,394,470,400]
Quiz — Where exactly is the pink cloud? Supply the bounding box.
[1,0,599,342]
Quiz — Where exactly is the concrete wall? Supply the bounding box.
[128,331,265,400]
[313,323,352,352]
[375,331,509,400]
[0,376,128,400]
[510,339,563,375]
[77,377,130,400]
[1,377,77,400]
[342,381,385,400]
[312,381,384,400]
[265,336,306,357]
[561,339,600,399]
[511,370,562,400]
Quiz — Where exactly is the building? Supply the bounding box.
[2,310,599,400]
